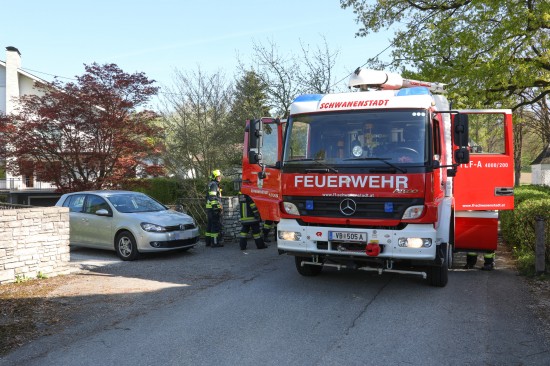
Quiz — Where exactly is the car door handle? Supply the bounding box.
[495,187,514,196]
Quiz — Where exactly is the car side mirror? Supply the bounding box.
[95,209,112,217]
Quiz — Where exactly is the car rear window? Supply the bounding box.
[62,194,86,213]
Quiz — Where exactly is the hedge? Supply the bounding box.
[501,185,550,265]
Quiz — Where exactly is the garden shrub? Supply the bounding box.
[501,185,550,245]
[124,178,180,204]
[507,197,550,266]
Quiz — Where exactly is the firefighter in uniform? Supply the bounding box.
[262,220,274,242]
[205,169,223,247]
[238,192,267,250]
[464,251,495,270]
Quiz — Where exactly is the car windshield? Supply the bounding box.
[107,193,166,213]
[283,109,428,167]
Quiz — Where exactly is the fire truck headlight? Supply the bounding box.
[278,231,302,241]
[282,202,300,216]
[402,205,424,219]
[398,238,432,248]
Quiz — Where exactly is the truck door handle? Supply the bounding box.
[495,187,514,196]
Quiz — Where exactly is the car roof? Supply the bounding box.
[65,190,144,196]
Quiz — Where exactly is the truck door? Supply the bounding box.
[453,109,514,251]
[241,118,284,222]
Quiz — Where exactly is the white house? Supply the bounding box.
[531,144,550,186]
[0,46,59,205]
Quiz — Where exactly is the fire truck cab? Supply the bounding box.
[242,69,514,287]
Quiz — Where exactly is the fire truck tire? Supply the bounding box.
[295,256,323,276]
[427,261,448,287]
[447,244,454,269]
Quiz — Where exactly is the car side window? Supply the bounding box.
[83,195,111,215]
[62,194,86,213]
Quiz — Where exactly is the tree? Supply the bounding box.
[340,0,550,110]
[0,63,162,192]
[244,40,301,118]
[230,70,271,122]
[296,37,341,94]
[240,37,341,117]
[161,68,234,180]
[525,93,550,145]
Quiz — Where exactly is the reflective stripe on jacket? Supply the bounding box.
[239,194,259,223]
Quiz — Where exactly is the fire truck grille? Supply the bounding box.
[283,196,424,220]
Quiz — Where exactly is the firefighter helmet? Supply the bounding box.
[211,169,222,179]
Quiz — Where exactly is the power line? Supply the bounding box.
[20,67,77,81]
[331,41,394,90]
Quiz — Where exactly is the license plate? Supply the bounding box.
[329,231,367,242]
[173,231,186,240]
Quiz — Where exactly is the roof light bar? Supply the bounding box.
[348,68,446,94]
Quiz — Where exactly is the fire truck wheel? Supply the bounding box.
[427,262,448,287]
[295,256,323,276]
[447,244,454,269]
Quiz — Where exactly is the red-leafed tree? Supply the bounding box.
[0,63,163,192]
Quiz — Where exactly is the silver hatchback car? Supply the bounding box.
[55,190,200,260]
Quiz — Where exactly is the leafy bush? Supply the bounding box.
[501,185,550,244]
[502,185,550,273]
[124,178,180,204]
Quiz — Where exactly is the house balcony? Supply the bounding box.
[0,178,57,192]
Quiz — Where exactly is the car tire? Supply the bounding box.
[115,231,139,261]
[295,256,323,276]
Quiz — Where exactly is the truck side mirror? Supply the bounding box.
[248,151,262,164]
[453,114,469,147]
[454,147,470,164]
[248,118,263,149]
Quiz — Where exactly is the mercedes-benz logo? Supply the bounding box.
[339,198,357,216]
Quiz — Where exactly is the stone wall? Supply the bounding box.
[221,196,242,241]
[0,206,71,284]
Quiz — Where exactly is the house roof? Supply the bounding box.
[0,59,48,85]
[531,144,550,165]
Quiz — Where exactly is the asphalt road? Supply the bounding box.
[2,241,549,366]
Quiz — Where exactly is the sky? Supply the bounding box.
[3,0,393,107]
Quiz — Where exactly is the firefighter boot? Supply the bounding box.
[211,236,223,248]
[239,237,248,250]
[482,252,495,271]
[262,228,271,243]
[255,237,268,250]
[464,253,477,269]
[205,236,211,247]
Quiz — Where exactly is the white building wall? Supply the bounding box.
[0,66,6,114]
[19,75,40,96]
[531,165,541,184]
[531,164,550,186]
[1,47,51,189]
[542,165,550,186]
[5,48,21,114]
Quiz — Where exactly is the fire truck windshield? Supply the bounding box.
[283,109,428,168]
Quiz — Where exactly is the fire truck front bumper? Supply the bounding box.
[276,219,439,263]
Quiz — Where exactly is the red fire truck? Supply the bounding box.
[242,68,514,287]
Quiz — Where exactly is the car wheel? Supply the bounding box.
[115,231,139,261]
[295,256,323,276]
